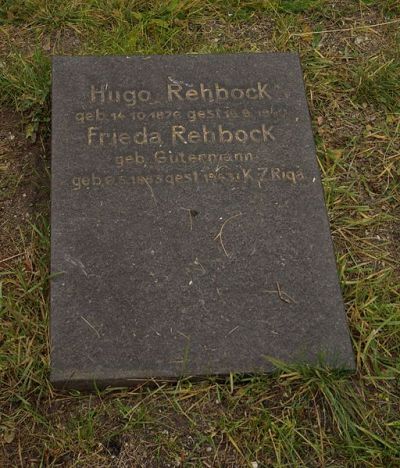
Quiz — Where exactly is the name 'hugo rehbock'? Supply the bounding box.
[89,81,271,106]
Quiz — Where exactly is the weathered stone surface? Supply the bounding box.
[50,53,354,389]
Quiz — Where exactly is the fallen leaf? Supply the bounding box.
[42,36,51,51]
[302,23,313,43]
[330,149,343,160]
[4,430,15,444]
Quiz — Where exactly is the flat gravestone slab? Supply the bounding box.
[51,53,354,389]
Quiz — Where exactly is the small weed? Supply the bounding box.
[354,55,400,112]
[0,49,51,130]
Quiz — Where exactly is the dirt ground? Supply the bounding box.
[0,109,48,263]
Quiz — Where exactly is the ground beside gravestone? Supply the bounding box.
[0,1,399,466]
[0,109,48,261]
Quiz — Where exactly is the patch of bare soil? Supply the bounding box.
[0,25,81,58]
[0,108,48,264]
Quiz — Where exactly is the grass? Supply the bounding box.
[0,0,399,465]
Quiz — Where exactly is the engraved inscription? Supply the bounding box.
[67,79,307,192]
[113,151,256,168]
[171,124,275,145]
[75,107,286,124]
[90,85,152,106]
[167,82,271,102]
[71,167,304,191]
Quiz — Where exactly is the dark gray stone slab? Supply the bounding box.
[50,53,354,389]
